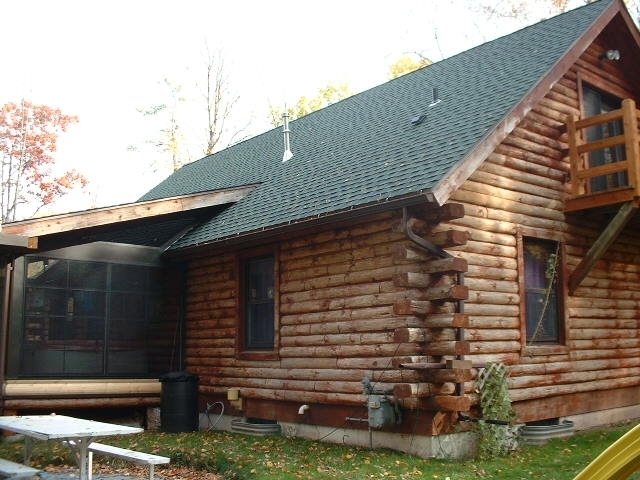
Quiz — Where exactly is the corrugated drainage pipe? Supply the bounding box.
[519,420,575,445]
[231,418,282,436]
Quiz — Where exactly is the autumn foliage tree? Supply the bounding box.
[0,100,87,222]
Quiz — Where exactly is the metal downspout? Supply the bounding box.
[400,207,466,396]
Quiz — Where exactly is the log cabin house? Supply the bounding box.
[2,0,640,458]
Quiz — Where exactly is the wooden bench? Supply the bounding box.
[88,442,170,480]
[0,458,40,478]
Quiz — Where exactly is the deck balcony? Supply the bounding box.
[565,98,640,212]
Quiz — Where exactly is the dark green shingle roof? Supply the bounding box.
[140,0,615,250]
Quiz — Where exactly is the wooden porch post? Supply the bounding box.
[567,113,583,195]
[621,99,640,197]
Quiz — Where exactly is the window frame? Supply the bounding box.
[236,246,279,361]
[517,229,569,356]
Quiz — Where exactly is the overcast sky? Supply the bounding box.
[1,0,583,217]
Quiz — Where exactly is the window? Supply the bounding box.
[239,251,277,355]
[521,237,564,345]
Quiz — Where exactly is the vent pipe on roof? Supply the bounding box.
[282,111,293,163]
[429,87,441,107]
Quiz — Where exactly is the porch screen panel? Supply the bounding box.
[16,256,171,378]
[107,264,153,374]
[23,258,106,375]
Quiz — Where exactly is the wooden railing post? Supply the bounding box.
[566,113,583,195]
[622,99,640,196]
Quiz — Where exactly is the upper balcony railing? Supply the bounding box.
[565,98,640,212]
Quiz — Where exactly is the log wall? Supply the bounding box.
[446,39,640,422]
[185,213,425,430]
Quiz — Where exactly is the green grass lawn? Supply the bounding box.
[0,422,635,479]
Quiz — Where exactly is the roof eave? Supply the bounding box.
[2,185,257,238]
[167,191,438,256]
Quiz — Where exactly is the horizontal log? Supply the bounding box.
[391,217,430,235]
[393,382,456,398]
[393,300,432,315]
[468,341,521,354]
[464,277,518,294]
[392,356,431,368]
[509,366,640,390]
[281,316,423,336]
[280,331,394,348]
[426,229,470,248]
[425,340,470,356]
[446,359,474,369]
[394,327,456,343]
[3,397,158,409]
[393,357,478,370]
[422,285,468,302]
[423,257,468,274]
[464,328,520,342]
[280,291,406,315]
[464,352,520,365]
[280,212,393,252]
[393,272,431,288]
[391,244,429,262]
[509,376,640,403]
[427,368,477,384]
[401,395,473,412]
[426,313,470,328]
[431,411,460,436]
[200,385,366,406]
[212,376,372,394]
[410,203,465,223]
[279,342,422,358]
[281,306,393,326]
[413,368,476,383]
[394,327,426,343]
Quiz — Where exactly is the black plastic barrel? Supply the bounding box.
[159,371,199,433]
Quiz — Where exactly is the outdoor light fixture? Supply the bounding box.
[600,49,621,61]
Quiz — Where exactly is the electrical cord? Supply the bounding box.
[206,401,225,430]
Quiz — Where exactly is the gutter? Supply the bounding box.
[167,192,439,257]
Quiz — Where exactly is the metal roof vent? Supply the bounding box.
[282,111,293,163]
[429,87,441,107]
[412,87,441,126]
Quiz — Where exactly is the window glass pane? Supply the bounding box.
[247,303,275,348]
[69,261,107,289]
[110,292,146,319]
[26,258,66,287]
[25,288,67,316]
[72,290,105,317]
[244,255,275,350]
[524,239,561,344]
[111,265,148,292]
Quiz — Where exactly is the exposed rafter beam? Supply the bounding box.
[569,201,638,294]
[0,233,37,250]
[2,185,257,237]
